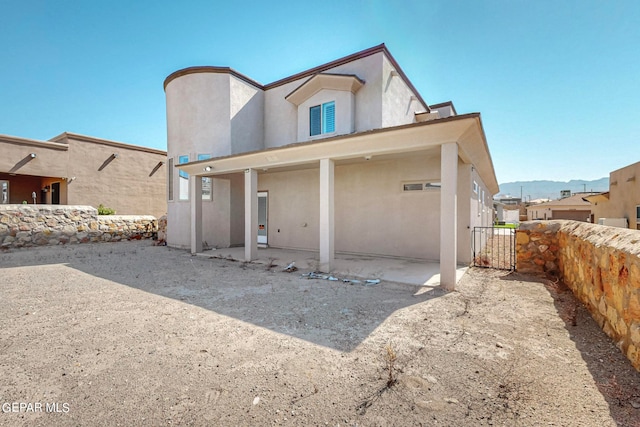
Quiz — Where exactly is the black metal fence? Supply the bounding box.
[472,226,517,270]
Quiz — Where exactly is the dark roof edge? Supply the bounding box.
[265,43,429,112]
[264,44,386,89]
[283,73,366,101]
[50,132,167,155]
[164,66,264,91]
[163,44,430,112]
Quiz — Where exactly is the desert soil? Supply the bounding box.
[1,240,639,426]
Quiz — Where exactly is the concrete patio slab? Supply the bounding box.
[196,246,468,286]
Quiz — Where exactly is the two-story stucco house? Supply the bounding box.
[164,44,499,288]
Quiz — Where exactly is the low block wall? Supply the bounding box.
[0,205,157,248]
[517,221,640,370]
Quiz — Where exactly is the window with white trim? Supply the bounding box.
[310,101,335,136]
[178,155,189,201]
[472,180,478,194]
[402,181,441,192]
[198,154,212,200]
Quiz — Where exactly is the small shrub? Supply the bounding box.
[98,204,116,215]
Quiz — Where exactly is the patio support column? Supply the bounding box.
[440,142,458,290]
[189,175,203,254]
[244,168,258,262]
[319,158,335,272]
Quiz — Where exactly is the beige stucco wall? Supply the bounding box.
[166,73,233,158]
[64,136,166,218]
[1,135,166,218]
[264,80,299,149]
[0,140,69,177]
[254,153,470,261]
[230,75,264,154]
[592,161,640,229]
[527,204,591,221]
[381,55,426,127]
[296,89,355,142]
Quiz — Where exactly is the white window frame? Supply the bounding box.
[310,101,335,136]
[178,155,189,201]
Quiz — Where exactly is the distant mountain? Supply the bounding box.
[497,178,609,201]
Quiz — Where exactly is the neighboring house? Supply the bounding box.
[526,193,592,222]
[584,160,640,229]
[0,132,167,218]
[164,44,499,287]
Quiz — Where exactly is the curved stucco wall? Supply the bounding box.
[165,70,264,249]
[166,72,232,159]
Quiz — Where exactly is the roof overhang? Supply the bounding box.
[179,113,499,195]
[0,134,68,151]
[285,73,365,106]
[583,192,610,203]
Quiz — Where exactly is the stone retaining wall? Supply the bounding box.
[517,220,640,370]
[0,205,157,248]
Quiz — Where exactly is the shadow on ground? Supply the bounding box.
[500,272,640,427]
[0,241,445,352]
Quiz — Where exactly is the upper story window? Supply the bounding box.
[310,101,335,136]
[286,73,363,142]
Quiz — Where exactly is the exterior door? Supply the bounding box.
[0,181,8,204]
[51,182,60,204]
[257,192,268,245]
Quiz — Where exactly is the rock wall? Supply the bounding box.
[516,221,561,275]
[517,220,640,370]
[0,205,157,248]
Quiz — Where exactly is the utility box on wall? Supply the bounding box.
[597,218,629,228]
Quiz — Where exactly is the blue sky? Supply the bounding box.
[1,1,638,184]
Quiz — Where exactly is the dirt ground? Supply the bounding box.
[1,241,639,426]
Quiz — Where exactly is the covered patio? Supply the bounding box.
[178,114,497,289]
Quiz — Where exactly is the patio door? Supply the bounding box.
[257,192,268,245]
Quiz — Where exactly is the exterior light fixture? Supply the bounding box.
[204,166,212,172]
[112,153,119,158]
[364,155,372,161]
[30,153,37,158]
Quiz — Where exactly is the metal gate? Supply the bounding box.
[472,226,516,270]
